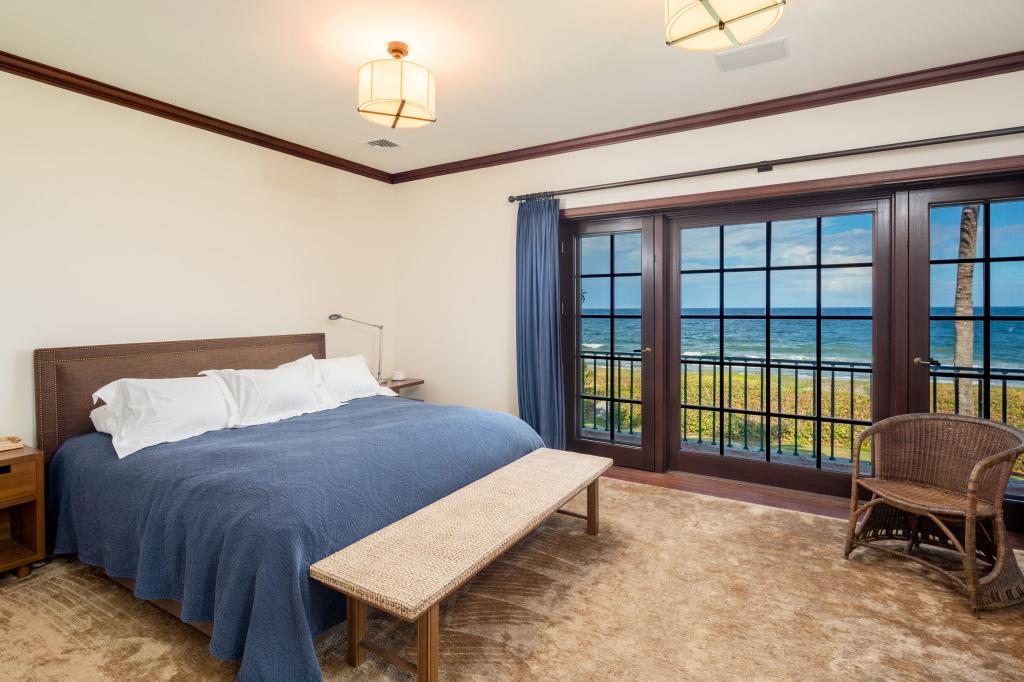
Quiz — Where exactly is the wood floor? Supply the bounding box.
[604,466,1024,550]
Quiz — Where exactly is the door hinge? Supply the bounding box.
[560,301,564,315]
[560,240,565,254]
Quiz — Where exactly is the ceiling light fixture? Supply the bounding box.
[666,0,785,51]
[357,41,436,129]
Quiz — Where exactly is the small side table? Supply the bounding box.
[0,446,44,578]
[381,378,424,395]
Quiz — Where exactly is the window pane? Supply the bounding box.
[681,318,719,359]
[992,321,1023,372]
[991,199,1024,258]
[722,412,765,456]
[929,319,981,368]
[612,403,643,444]
[771,270,816,314]
[822,320,871,365]
[929,263,982,315]
[680,226,720,271]
[614,232,642,273]
[991,378,1024,431]
[821,213,872,264]
[612,357,641,401]
[681,353,721,407]
[680,273,719,314]
[580,317,610,357]
[580,235,610,274]
[770,319,815,362]
[723,362,765,412]
[771,218,817,266]
[612,317,642,356]
[614,276,641,315]
[821,267,871,312]
[724,271,765,314]
[769,417,817,462]
[929,204,984,261]
[580,397,611,440]
[723,223,766,268]
[724,319,765,359]
[991,261,1024,313]
[819,423,872,474]
[820,370,872,424]
[580,277,610,314]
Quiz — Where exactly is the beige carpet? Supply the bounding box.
[2,478,1023,681]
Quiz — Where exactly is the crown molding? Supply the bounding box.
[392,50,1024,183]
[0,50,392,183]
[2,49,1022,186]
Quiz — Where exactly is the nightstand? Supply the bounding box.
[381,378,424,395]
[0,446,44,578]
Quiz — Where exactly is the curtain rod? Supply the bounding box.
[507,126,1024,203]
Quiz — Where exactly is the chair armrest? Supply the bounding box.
[967,447,1024,515]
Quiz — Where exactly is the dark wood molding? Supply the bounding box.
[0,50,392,184]
[392,50,1024,183]
[561,155,1024,220]
[3,48,1022,186]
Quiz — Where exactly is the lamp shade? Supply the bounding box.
[666,0,785,51]
[357,44,436,129]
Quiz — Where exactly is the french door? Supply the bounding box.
[908,179,1024,500]
[559,175,1022,502]
[561,216,657,469]
[665,198,890,494]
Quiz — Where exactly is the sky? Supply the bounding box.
[580,203,1024,313]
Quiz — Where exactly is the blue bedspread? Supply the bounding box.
[48,396,543,681]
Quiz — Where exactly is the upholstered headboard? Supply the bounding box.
[33,333,326,461]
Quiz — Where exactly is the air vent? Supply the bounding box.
[366,138,400,149]
[715,37,788,72]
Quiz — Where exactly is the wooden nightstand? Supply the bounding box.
[0,446,44,578]
[381,378,424,395]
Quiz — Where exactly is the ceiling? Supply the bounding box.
[2,1,1023,174]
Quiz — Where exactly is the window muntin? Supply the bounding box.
[679,212,874,472]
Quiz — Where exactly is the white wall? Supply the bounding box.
[390,71,1024,414]
[0,72,398,440]
[3,68,1023,441]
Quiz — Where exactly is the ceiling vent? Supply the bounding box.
[714,37,788,71]
[366,138,400,149]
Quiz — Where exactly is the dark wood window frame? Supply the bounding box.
[559,166,1024,505]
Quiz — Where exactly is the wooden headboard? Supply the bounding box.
[33,333,326,461]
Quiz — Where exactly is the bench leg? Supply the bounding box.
[346,595,367,667]
[417,603,439,682]
[587,479,599,536]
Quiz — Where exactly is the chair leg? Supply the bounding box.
[964,513,979,614]
[904,514,919,554]
[845,490,871,559]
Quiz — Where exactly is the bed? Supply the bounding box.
[35,334,543,681]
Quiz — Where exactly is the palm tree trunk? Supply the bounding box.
[953,205,979,416]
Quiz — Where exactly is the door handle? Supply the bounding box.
[913,357,940,367]
[633,347,652,354]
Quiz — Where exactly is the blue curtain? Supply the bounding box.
[516,197,565,448]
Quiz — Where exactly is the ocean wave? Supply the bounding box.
[582,343,605,350]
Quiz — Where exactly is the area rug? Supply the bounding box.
[2,478,1022,681]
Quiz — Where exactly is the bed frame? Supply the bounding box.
[33,332,327,637]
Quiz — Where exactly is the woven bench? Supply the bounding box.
[309,447,612,681]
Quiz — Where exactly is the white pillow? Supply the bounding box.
[201,355,340,427]
[92,376,234,458]
[89,404,119,435]
[312,355,397,403]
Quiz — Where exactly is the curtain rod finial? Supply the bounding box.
[508,195,517,203]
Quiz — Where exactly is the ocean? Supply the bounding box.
[580,307,1024,369]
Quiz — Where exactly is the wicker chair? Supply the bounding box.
[845,413,1024,613]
